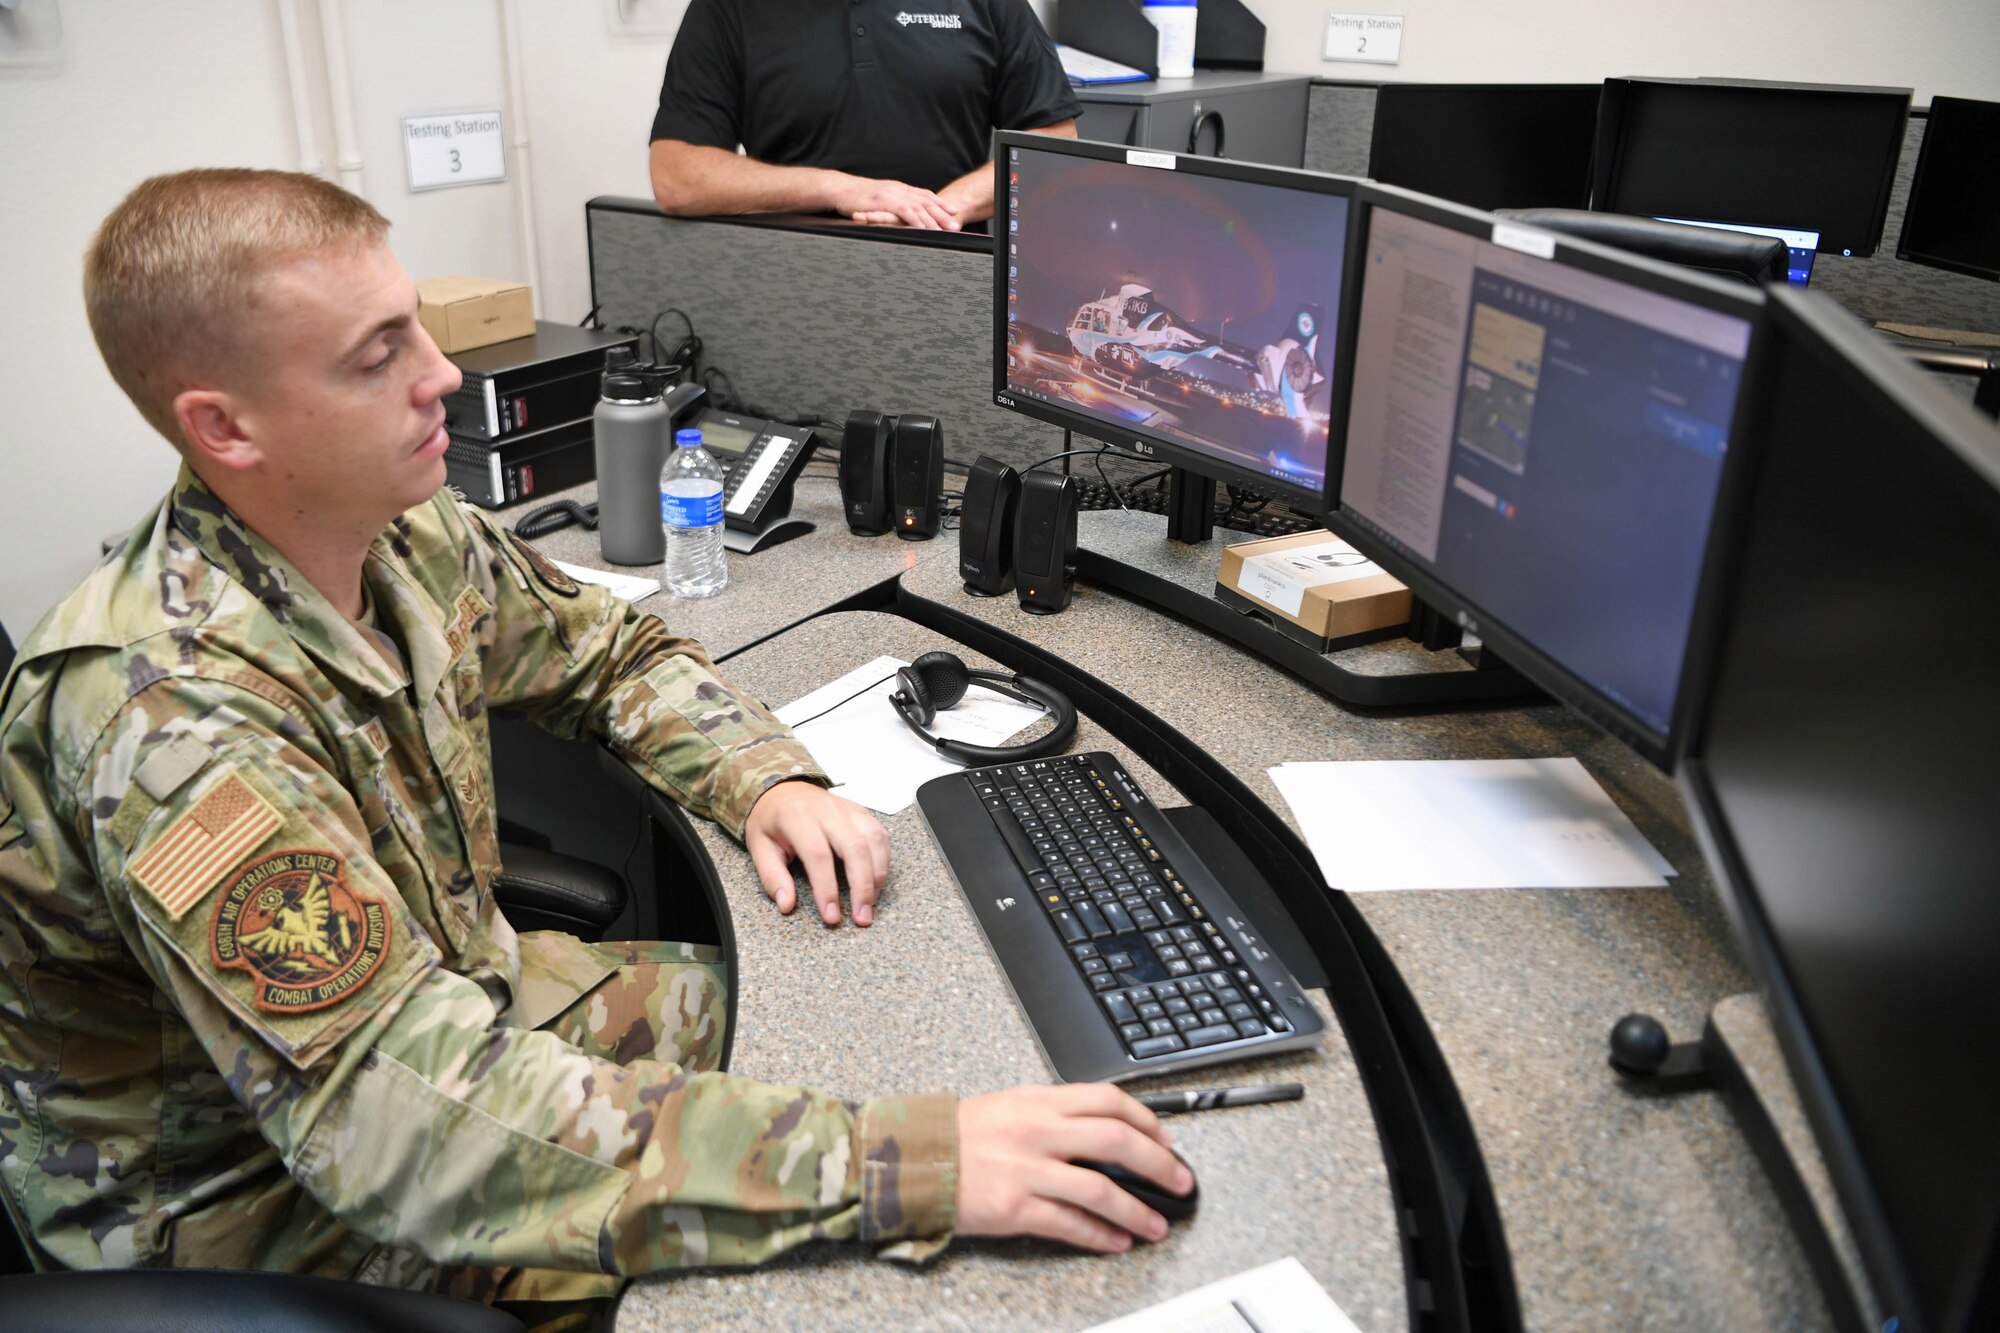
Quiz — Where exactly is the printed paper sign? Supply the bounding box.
[403,111,507,192]
[1323,12,1404,65]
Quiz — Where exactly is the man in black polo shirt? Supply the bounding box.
[649,0,1080,231]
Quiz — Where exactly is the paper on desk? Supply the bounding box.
[1079,1256,1362,1333]
[775,656,1046,814]
[1268,757,1674,892]
[550,559,660,603]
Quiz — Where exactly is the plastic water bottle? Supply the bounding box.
[660,427,728,598]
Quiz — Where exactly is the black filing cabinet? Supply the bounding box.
[1073,71,1311,168]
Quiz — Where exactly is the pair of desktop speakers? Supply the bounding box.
[839,412,1077,614]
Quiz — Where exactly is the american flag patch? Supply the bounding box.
[129,773,283,919]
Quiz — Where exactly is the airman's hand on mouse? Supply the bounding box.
[954,1084,1193,1252]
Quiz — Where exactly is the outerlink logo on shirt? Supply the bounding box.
[897,11,964,27]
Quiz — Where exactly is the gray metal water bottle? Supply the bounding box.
[593,359,670,566]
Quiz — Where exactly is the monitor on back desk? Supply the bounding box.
[1896,95,2000,283]
[1323,185,1762,768]
[1368,83,1602,212]
[992,130,1356,516]
[1679,285,2000,1333]
[1653,217,1822,285]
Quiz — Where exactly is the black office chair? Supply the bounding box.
[1496,209,1790,286]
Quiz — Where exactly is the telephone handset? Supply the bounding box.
[688,408,822,551]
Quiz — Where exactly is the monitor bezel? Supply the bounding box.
[1320,183,1767,770]
[1589,76,1911,259]
[1676,284,2000,1332]
[1367,82,1603,212]
[992,129,1360,512]
[1895,97,2000,283]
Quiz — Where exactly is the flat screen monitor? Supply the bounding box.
[1896,96,2000,282]
[994,131,1355,509]
[1324,185,1760,766]
[1679,285,2000,1332]
[1369,83,1601,211]
[1653,216,1821,285]
[1592,77,1910,258]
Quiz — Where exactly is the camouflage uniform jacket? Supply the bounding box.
[0,468,957,1282]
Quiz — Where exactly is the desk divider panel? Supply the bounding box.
[587,201,1064,474]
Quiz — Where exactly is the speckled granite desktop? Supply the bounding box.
[610,614,1404,1333]
[890,511,1845,1330]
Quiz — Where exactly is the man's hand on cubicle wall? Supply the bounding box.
[956,1085,1189,1251]
[744,779,891,926]
[832,175,962,231]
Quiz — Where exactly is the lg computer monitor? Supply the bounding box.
[1591,77,1910,258]
[1653,217,1821,285]
[994,131,1355,510]
[1369,83,1601,211]
[1679,285,2000,1332]
[1896,95,2000,282]
[1324,185,1761,767]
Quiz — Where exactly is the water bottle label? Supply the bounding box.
[661,486,723,528]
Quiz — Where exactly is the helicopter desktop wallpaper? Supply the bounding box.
[1004,149,1350,491]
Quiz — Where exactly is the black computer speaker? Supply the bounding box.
[840,409,897,535]
[892,414,945,540]
[1013,471,1078,615]
[958,455,1021,596]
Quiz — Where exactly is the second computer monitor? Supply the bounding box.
[995,131,1354,509]
[1368,83,1601,212]
[1325,186,1761,766]
[1896,95,2000,283]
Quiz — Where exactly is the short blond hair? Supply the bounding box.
[84,169,390,444]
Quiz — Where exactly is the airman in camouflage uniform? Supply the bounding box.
[1,167,1187,1325]
[0,469,956,1310]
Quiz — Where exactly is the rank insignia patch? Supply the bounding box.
[506,531,579,598]
[211,850,390,1012]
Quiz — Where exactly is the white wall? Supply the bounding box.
[2,0,1995,636]
[1250,0,2000,103]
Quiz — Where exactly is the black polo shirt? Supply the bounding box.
[651,0,1081,194]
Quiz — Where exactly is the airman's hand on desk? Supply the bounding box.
[831,174,961,230]
[956,1085,1189,1252]
[744,780,890,926]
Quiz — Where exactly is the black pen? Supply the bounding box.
[1137,1082,1304,1114]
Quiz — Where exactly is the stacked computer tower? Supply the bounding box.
[442,322,639,509]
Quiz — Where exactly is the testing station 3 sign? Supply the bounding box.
[403,110,508,192]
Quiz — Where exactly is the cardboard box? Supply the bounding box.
[418,276,534,353]
[1216,531,1410,650]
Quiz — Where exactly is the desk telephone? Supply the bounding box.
[690,408,820,548]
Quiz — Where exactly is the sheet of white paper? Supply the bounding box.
[775,656,1045,814]
[1268,757,1674,892]
[1080,1256,1362,1333]
[550,559,660,603]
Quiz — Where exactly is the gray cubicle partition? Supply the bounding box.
[586,202,1062,473]
[1306,83,2000,332]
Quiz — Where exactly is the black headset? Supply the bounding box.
[889,651,1077,766]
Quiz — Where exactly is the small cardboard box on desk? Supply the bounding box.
[1216,532,1410,652]
[417,276,534,353]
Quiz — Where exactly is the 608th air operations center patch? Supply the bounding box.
[211,850,390,1012]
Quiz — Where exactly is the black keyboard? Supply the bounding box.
[1071,481,1321,539]
[917,752,1323,1083]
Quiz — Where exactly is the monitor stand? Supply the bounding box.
[1075,507,1542,709]
[1606,996,1882,1333]
[1165,467,1214,544]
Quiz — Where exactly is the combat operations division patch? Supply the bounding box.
[211,850,390,1012]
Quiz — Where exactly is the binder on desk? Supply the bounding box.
[1059,44,1151,86]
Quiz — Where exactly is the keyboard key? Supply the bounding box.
[1226,1003,1258,1022]
[1126,986,1156,1004]
[1216,987,1244,1006]
[1185,1023,1237,1047]
[1149,895,1185,925]
[1104,952,1135,971]
[1130,909,1162,931]
[1171,1013,1202,1032]
[1137,1002,1166,1021]
[1121,1023,1150,1043]
[1075,901,1111,939]
[1104,993,1137,1024]
[1235,1019,1267,1040]
[1081,957,1107,974]
[1130,1034,1186,1059]
[1101,901,1135,934]
[1089,973,1117,990]
[1163,997,1191,1016]
[1053,910,1086,945]
[1146,1018,1176,1037]
[1166,960,1193,977]
[1171,926,1199,943]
